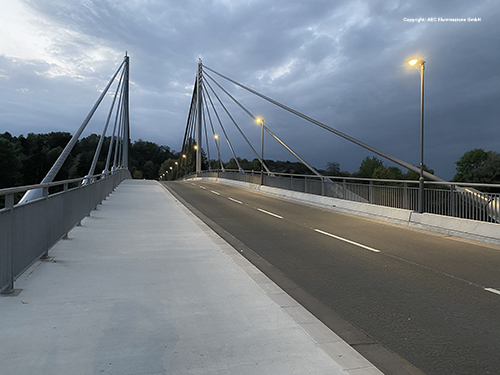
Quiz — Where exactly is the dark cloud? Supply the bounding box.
[2,0,500,179]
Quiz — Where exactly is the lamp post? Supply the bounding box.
[255,117,265,185]
[214,135,224,172]
[193,145,198,176]
[407,58,426,213]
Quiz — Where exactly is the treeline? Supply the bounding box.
[0,132,176,188]
[170,148,499,185]
[3,131,498,188]
[198,156,432,181]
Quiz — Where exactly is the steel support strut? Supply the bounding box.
[196,59,203,173]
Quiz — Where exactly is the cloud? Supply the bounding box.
[1,0,499,179]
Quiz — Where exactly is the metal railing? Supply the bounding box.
[184,170,500,224]
[0,169,130,294]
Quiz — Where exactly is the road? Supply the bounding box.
[163,180,500,375]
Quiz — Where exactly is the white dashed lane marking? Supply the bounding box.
[485,288,500,296]
[314,229,381,253]
[257,208,283,219]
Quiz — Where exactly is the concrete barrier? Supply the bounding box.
[189,176,500,247]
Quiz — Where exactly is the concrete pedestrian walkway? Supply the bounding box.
[0,179,383,375]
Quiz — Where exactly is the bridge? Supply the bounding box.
[1,55,500,375]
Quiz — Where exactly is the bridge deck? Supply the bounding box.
[0,179,382,375]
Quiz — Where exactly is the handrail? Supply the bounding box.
[0,169,128,197]
[184,169,500,224]
[182,169,500,190]
[1,168,131,294]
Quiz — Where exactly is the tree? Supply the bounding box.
[325,162,340,176]
[0,137,23,188]
[453,148,489,182]
[356,156,384,178]
[372,166,403,181]
[0,132,178,186]
[130,139,177,180]
[404,164,434,181]
[457,151,500,184]
[159,158,179,180]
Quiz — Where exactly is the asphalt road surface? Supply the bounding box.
[163,180,500,375]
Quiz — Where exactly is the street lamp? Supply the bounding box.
[407,58,426,213]
[214,134,224,171]
[255,117,265,185]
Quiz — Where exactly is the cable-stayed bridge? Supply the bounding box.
[1,55,500,375]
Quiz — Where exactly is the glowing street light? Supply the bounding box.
[407,58,426,213]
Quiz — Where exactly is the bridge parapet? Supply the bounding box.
[0,169,130,294]
[187,170,500,223]
[186,170,500,246]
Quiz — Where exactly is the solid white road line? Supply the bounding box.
[485,287,500,296]
[228,197,243,204]
[211,190,220,195]
[257,208,283,219]
[314,229,381,253]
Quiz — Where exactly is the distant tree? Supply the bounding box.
[404,164,434,181]
[0,137,23,188]
[472,151,500,184]
[225,157,241,170]
[453,148,489,182]
[237,158,254,170]
[372,166,404,181]
[130,139,176,179]
[0,132,178,186]
[251,158,261,171]
[356,156,384,178]
[68,152,94,178]
[19,132,73,184]
[325,162,341,176]
[159,158,180,180]
[455,150,500,184]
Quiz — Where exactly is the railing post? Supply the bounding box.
[450,184,456,217]
[304,176,307,194]
[1,194,15,295]
[369,180,374,204]
[41,187,49,259]
[321,178,325,196]
[343,179,347,200]
[5,193,14,209]
[403,182,409,210]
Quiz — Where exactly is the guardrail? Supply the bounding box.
[0,169,131,294]
[184,170,500,224]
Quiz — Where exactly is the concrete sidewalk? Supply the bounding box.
[0,179,383,375]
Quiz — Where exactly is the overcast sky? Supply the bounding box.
[1,0,499,179]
